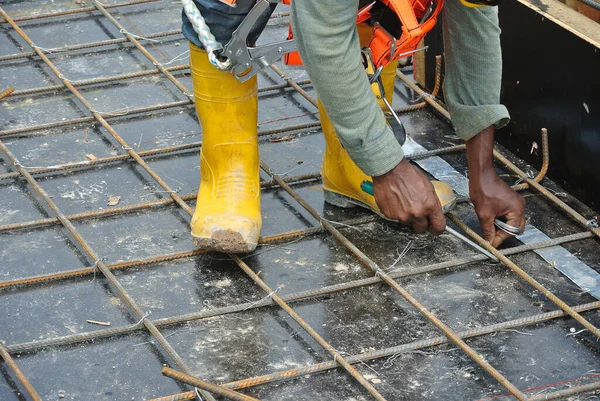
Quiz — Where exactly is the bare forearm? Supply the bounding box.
[466,125,496,181]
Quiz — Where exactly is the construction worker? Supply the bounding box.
[182,0,525,253]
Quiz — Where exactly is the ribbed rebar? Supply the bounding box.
[0,30,181,63]
[147,300,600,401]
[0,343,42,401]
[513,128,550,191]
[162,368,260,401]
[260,160,528,400]
[2,227,590,356]
[0,86,14,100]
[6,0,159,23]
[0,100,191,138]
[12,64,188,97]
[396,69,451,120]
[0,8,219,400]
[269,64,318,108]
[527,379,600,401]
[494,149,600,240]
[0,172,321,234]
[431,55,442,97]
[231,254,388,400]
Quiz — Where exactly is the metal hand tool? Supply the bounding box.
[360,180,499,261]
[222,0,296,81]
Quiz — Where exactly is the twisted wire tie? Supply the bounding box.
[119,28,160,43]
[136,310,152,326]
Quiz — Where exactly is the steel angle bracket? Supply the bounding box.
[223,0,296,82]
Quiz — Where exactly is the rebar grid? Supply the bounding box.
[0,2,598,400]
[270,64,600,400]
[147,297,600,400]
[0,6,222,401]
[260,161,528,400]
[1,5,387,400]
[3,0,158,23]
[242,47,600,400]
[0,145,467,235]
[1,228,592,356]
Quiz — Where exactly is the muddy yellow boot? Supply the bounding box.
[189,44,261,253]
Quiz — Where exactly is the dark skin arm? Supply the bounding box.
[467,126,525,247]
[372,126,525,247]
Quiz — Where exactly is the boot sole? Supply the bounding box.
[324,189,378,213]
[324,188,456,215]
[191,230,258,254]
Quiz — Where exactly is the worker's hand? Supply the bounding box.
[470,171,525,247]
[372,159,447,235]
[467,126,526,248]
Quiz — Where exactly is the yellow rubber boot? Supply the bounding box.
[189,44,261,253]
[321,27,455,213]
[320,59,399,212]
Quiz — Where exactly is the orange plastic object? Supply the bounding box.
[283,0,442,69]
[370,0,442,67]
[283,2,377,66]
[283,24,302,65]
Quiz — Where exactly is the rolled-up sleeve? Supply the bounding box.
[442,0,510,141]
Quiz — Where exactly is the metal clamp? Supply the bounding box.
[222,0,296,82]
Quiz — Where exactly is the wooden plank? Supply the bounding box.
[517,0,600,47]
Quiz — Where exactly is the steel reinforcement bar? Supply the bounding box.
[259,64,600,400]
[1,6,388,399]
[0,173,322,234]
[148,300,600,401]
[3,0,158,23]
[0,7,222,401]
[2,229,591,355]
[0,29,182,63]
[0,342,42,401]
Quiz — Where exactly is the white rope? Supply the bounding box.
[180,0,231,70]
